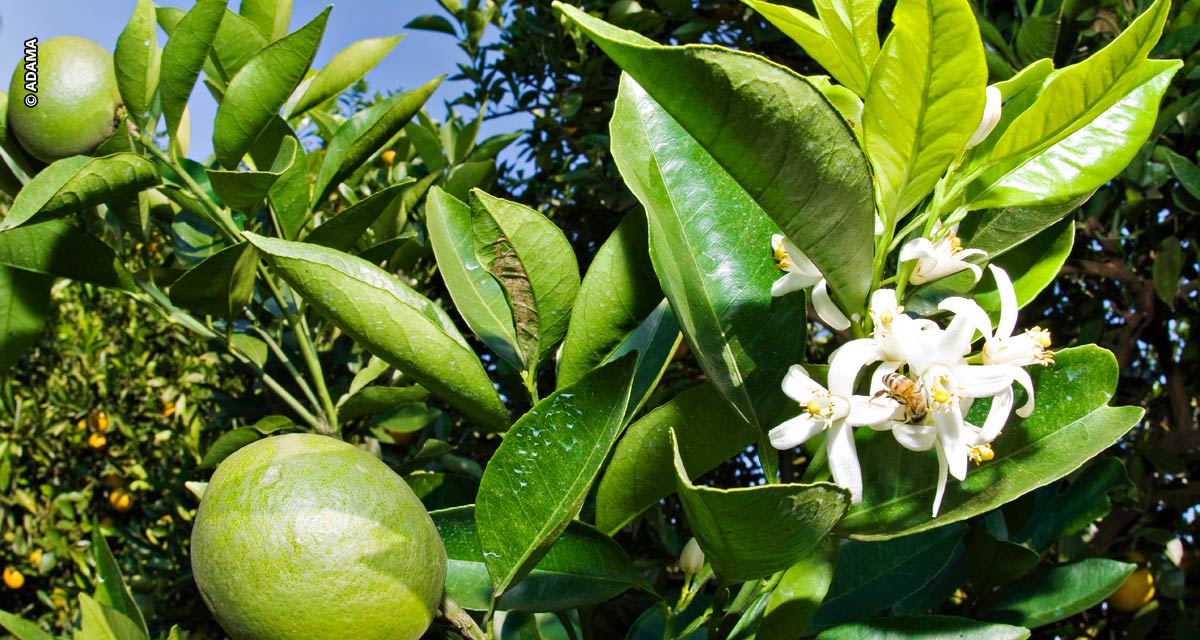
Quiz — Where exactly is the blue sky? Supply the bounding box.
[0,1,522,160]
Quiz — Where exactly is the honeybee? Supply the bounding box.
[875,372,927,422]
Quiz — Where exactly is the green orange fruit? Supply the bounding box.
[7,36,122,163]
[190,433,446,640]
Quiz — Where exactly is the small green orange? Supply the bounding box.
[191,433,446,640]
[7,36,122,163]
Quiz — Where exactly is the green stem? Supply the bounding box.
[522,368,540,404]
[440,594,486,640]
[259,268,338,435]
[140,139,241,242]
[246,311,321,410]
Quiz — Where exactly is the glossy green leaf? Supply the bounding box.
[445,161,496,202]
[966,219,1074,314]
[210,9,269,81]
[426,186,521,370]
[244,232,509,429]
[956,192,1090,259]
[1163,148,1200,199]
[213,8,329,168]
[305,181,410,251]
[406,14,458,36]
[311,76,443,204]
[207,136,298,212]
[239,0,292,41]
[77,593,146,640]
[1014,457,1131,551]
[864,0,986,219]
[742,0,878,97]
[559,210,662,388]
[558,3,875,311]
[0,219,137,292]
[0,266,51,372]
[838,346,1145,539]
[169,242,258,319]
[0,154,159,231]
[980,559,1135,628]
[816,615,1030,640]
[610,75,806,432]
[601,300,681,418]
[268,146,311,241]
[595,383,757,535]
[758,537,837,640]
[672,431,850,583]
[287,35,404,118]
[975,0,1169,174]
[338,385,429,420]
[1015,12,1060,66]
[434,505,640,611]
[114,0,161,119]
[806,525,966,633]
[200,428,265,468]
[469,189,581,370]
[159,0,226,140]
[477,356,637,595]
[967,59,1179,210]
[965,529,1040,591]
[0,610,54,640]
[91,530,149,639]
[1153,235,1182,307]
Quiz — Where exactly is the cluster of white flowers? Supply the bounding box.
[769,231,1053,516]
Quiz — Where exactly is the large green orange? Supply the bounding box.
[7,36,122,163]
[191,434,447,640]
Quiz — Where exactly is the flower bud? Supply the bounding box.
[680,537,705,575]
[966,86,1002,149]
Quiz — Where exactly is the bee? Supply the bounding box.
[875,372,927,422]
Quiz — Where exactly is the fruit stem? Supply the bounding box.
[139,139,241,243]
[246,310,322,410]
[440,594,487,640]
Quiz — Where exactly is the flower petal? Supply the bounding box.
[940,296,991,355]
[826,423,863,504]
[813,279,851,330]
[769,415,825,449]
[989,264,1018,340]
[899,237,937,262]
[893,424,938,451]
[848,395,900,426]
[934,407,970,481]
[771,271,816,297]
[932,441,949,517]
[967,85,1002,148]
[783,237,822,278]
[781,364,824,404]
[980,388,1013,442]
[828,339,882,398]
[954,363,1017,398]
[1012,367,1036,418]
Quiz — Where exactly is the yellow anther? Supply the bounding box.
[932,388,951,404]
[968,444,994,464]
[805,400,823,415]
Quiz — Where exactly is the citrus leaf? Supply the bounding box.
[0,266,51,372]
[0,609,54,640]
[433,505,640,611]
[114,0,160,119]
[210,9,269,81]
[406,14,458,36]
[980,559,1135,628]
[864,0,987,219]
[806,525,966,633]
[159,0,226,141]
[0,219,137,292]
[339,386,429,421]
[1152,235,1182,308]
[758,537,838,640]
[557,2,874,311]
[816,615,1030,640]
[287,35,404,118]
[200,427,264,468]
[672,431,850,584]
[311,76,443,204]
[742,0,878,97]
[426,186,521,371]
[610,74,806,432]
[595,383,757,535]
[1013,458,1131,551]
[839,346,1145,539]
[305,180,411,251]
[469,189,580,372]
[956,192,1091,259]
[91,529,149,639]
[0,153,159,231]
[239,0,293,41]
[477,356,637,595]
[600,299,681,419]
[77,594,146,640]
[207,136,298,212]
[169,242,259,319]
[214,7,329,168]
[268,145,311,241]
[244,232,509,429]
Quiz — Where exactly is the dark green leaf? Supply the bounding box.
[406,14,458,36]
[602,300,681,418]
[0,219,137,292]
[806,525,966,633]
[434,505,640,611]
[1015,14,1060,66]
[839,347,1145,539]
[972,219,1074,312]
[339,386,430,421]
[758,537,837,640]
[1152,235,1182,307]
[214,8,329,168]
[965,528,1040,590]
[595,383,757,535]
[268,146,311,241]
[817,615,1030,640]
[287,35,405,118]
[207,136,299,212]
[477,356,637,594]
[445,161,496,201]
[956,192,1091,258]
[244,233,509,429]
[159,0,226,140]
[200,428,264,468]
[305,181,410,251]
[980,559,1135,628]
[1014,458,1132,551]
[169,242,258,319]
[610,75,806,432]
[1163,148,1200,199]
[115,0,161,119]
[90,530,150,639]
[1,154,159,231]
[672,431,850,583]
[0,266,51,372]
[558,3,875,310]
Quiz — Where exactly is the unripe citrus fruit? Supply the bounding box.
[7,36,122,163]
[191,433,446,640]
[3,567,24,590]
[87,432,107,449]
[1108,567,1155,612]
[109,488,133,513]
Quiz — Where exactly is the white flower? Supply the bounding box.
[769,342,896,504]
[771,234,852,331]
[966,86,1002,149]
[899,225,987,285]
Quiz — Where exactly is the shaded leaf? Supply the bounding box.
[1,154,159,231]
[0,219,137,292]
[159,0,226,140]
[816,615,1030,640]
[759,537,837,640]
[1152,235,1182,308]
[169,242,259,319]
[0,266,51,372]
[207,136,298,212]
[305,181,410,251]
[980,559,1135,628]
[339,386,430,421]
[240,0,292,41]
[0,610,54,640]
[210,9,269,81]
[406,14,458,36]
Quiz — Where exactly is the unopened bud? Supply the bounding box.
[966,86,1002,149]
[680,537,705,575]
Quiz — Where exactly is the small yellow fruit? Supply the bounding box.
[1108,567,1155,612]
[76,419,87,430]
[381,149,397,165]
[3,567,24,590]
[87,432,107,449]
[109,488,133,513]
[28,549,42,567]
[89,408,111,433]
